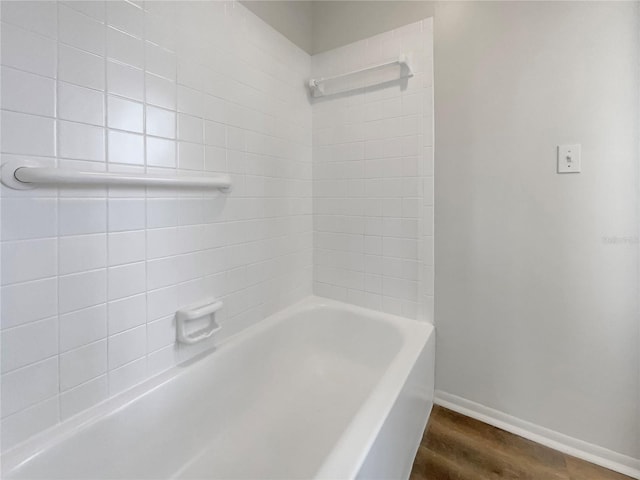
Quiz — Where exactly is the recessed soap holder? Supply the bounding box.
[176,298,223,345]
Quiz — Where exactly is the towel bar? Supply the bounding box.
[1,160,232,192]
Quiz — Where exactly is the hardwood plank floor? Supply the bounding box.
[410,406,633,480]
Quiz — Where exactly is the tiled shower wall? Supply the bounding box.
[0,0,312,450]
[311,20,434,321]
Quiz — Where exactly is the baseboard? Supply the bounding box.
[434,390,640,479]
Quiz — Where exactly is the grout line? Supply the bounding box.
[54,0,62,423]
[101,0,112,398]
[141,0,151,377]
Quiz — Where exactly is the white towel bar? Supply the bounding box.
[1,160,232,192]
[309,53,413,97]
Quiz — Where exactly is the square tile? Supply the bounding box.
[58,3,105,55]
[106,0,144,38]
[59,199,107,236]
[107,61,143,101]
[58,82,105,126]
[1,357,58,417]
[1,111,54,157]
[146,137,176,168]
[59,340,107,391]
[108,199,145,232]
[146,106,175,139]
[59,269,107,314]
[108,230,146,266]
[1,66,55,117]
[106,26,143,68]
[108,293,146,334]
[1,23,56,77]
[2,198,57,241]
[108,325,146,370]
[107,262,146,300]
[58,44,105,90]
[107,96,143,133]
[59,234,107,275]
[145,73,175,109]
[1,278,58,329]
[60,375,107,420]
[2,238,57,285]
[107,130,144,165]
[1,317,58,373]
[59,304,107,352]
[1,1,57,38]
[58,121,105,161]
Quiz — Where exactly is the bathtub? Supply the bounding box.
[2,297,435,480]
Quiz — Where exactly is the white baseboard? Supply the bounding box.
[434,390,640,479]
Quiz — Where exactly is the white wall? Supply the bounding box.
[311,20,434,321]
[241,1,436,55]
[241,1,314,54]
[311,1,434,54]
[434,0,639,465]
[0,0,312,450]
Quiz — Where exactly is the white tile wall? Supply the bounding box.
[0,0,312,450]
[1,1,432,453]
[310,19,434,321]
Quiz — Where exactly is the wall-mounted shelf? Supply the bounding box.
[0,160,232,192]
[308,53,413,97]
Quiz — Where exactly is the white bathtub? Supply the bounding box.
[2,297,435,480]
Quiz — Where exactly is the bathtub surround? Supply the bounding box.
[0,0,312,450]
[0,0,436,455]
[311,20,434,321]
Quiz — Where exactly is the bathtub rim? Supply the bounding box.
[1,296,434,479]
[312,302,433,479]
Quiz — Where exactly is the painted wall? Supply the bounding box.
[241,0,435,55]
[434,0,639,464]
[0,0,312,450]
[311,1,434,54]
[241,1,313,54]
[311,19,434,321]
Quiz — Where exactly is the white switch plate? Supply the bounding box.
[557,144,581,173]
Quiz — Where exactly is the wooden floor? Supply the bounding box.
[410,406,633,480]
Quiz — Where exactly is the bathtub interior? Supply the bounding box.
[3,299,432,480]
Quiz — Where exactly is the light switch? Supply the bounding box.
[557,144,581,173]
